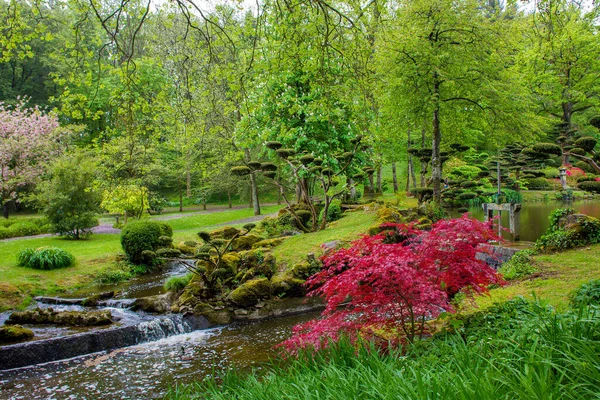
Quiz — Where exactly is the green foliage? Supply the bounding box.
[537,209,600,252]
[95,262,133,284]
[578,181,600,193]
[525,177,551,190]
[6,222,41,237]
[35,151,101,239]
[548,208,575,231]
[17,247,75,270]
[447,165,481,180]
[101,185,149,221]
[570,280,600,308]
[532,142,562,156]
[319,199,343,224]
[120,220,173,265]
[499,250,537,280]
[574,136,597,153]
[164,274,193,293]
[410,187,433,205]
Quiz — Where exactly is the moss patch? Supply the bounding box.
[228,278,271,307]
[0,325,34,344]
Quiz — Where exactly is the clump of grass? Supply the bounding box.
[94,261,133,284]
[164,274,192,292]
[169,298,600,400]
[570,279,600,308]
[17,247,75,270]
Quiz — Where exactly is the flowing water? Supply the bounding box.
[0,311,318,399]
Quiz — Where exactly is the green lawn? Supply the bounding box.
[272,211,377,267]
[473,244,600,311]
[0,234,121,310]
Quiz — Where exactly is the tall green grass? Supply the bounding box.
[169,299,600,400]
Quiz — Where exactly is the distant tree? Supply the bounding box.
[0,99,60,218]
[101,185,149,223]
[35,151,102,239]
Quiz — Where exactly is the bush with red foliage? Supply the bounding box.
[280,216,504,353]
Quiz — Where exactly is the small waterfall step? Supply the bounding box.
[0,314,211,371]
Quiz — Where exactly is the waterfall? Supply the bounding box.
[136,315,191,342]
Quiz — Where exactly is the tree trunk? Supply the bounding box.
[228,192,232,208]
[186,169,191,198]
[391,162,398,193]
[178,177,183,212]
[295,182,302,203]
[431,75,442,205]
[249,173,260,216]
[376,164,382,193]
[562,101,573,165]
[349,178,356,201]
[2,201,8,219]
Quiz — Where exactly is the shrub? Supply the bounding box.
[498,250,536,280]
[575,161,594,173]
[574,136,597,152]
[95,262,133,284]
[410,187,433,204]
[532,142,562,156]
[280,216,503,352]
[578,181,600,193]
[447,165,481,180]
[8,222,40,237]
[570,279,600,307]
[17,247,75,270]
[525,177,551,190]
[120,220,173,264]
[164,274,193,293]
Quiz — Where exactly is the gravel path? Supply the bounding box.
[0,205,280,242]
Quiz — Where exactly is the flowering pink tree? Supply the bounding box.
[0,100,60,218]
[280,216,504,353]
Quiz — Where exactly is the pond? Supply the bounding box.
[454,199,600,242]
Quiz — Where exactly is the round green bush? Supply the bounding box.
[120,221,173,265]
[575,161,594,173]
[578,181,600,194]
[574,136,597,153]
[17,247,75,270]
[526,177,551,190]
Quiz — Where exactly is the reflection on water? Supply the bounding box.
[0,311,319,399]
[455,200,600,242]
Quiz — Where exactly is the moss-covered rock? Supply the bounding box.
[221,252,241,274]
[177,275,211,309]
[270,273,306,297]
[231,234,262,251]
[132,294,172,313]
[228,278,271,307]
[80,291,116,307]
[7,308,112,326]
[290,261,321,279]
[252,237,286,249]
[211,226,240,240]
[177,241,197,255]
[0,325,34,344]
[202,310,233,325]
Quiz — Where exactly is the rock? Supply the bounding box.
[255,302,265,308]
[132,294,172,313]
[221,252,241,274]
[228,278,271,307]
[211,226,240,240]
[290,261,321,279]
[7,308,112,326]
[320,240,340,255]
[0,325,34,344]
[177,241,197,255]
[177,277,212,309]
[252,238,286,249]
[234,309,248,316]
[81,291,116,307]
[270,273,306,297]
[280,230,302,237]
[202,310,233,325]
[231,234,262,251]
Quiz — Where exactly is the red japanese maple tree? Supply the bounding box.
[280,216,503,352]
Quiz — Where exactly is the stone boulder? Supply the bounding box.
[132,293,172,313]
[7,308,112,326]
[228,278,271,307]
[210,226,240,240]
[0,325,34,344]
[231,234,262,252]
[270,273,306,297]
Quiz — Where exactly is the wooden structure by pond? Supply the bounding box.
[483,203,522,241]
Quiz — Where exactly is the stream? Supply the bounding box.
[0,311,318,399]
